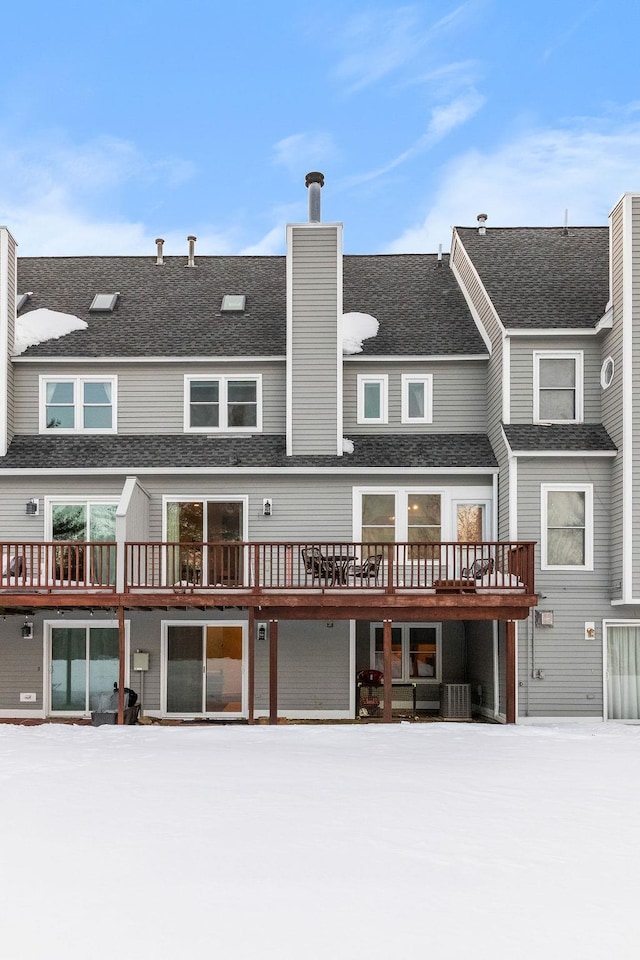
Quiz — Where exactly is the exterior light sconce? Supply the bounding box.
[257,622,267,642]
[21,619,34,639]
[26,498,39,516]
[263,499,273,517]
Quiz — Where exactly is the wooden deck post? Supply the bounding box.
[247,607,255,724]
[269,618,278,725]
[383,618,393,723]
[505,620,516,724]
[117,604,125,725]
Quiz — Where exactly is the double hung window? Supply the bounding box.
[40,377,116,433]
[541,484,593,569]
[185,376,261,432]
[533,352,583,423]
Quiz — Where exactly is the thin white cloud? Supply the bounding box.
[272,132,338,176]
[344,90,484,188]
[384,114,640,253]
[331,3,476,93]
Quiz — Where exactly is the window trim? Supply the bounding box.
[184,374,263,433]
[533,351,583,424]
[401,374,433,424]
[541,483,593,571]
[356,374,388,424]
[45,618,129,717]
[370,622,442,684]
[39,376,117,434]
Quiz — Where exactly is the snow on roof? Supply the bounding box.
[14,308,87,356]
[342,437,354,454]
[341,312,379,355]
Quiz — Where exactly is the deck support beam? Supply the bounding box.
[269,619,278,725]
[505,620,516,724]
[117,605,125,725]
[247,607,255,724]
[383,619,393,723]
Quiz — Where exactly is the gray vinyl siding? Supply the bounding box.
[288,225,340,455]
[0,475,125,541]
[515,457,613,716]
[6,232,16,441]
[451,233,511,540]
[12,361,286,435]
[604,199,625,598]
[465,620,496,715]
[342,360,487,434]
[632,197,640,596]
[509,337,601,424]
[254,620,351,712]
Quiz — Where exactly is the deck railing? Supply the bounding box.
[0,540,535,595]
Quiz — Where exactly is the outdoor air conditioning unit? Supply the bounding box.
[440,683,471,720]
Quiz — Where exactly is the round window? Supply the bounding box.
[601,356,614,389]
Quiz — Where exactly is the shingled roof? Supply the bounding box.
[0,433,497,471]
[456,226,609,330]
[503,424,616,453]
[15,252,486,359]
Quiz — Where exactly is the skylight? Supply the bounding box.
[16,293,32,312]
[89,293,119,312]
[221,294,246,312]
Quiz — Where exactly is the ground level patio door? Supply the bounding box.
[163,622,245,718]
[47,621,124,716]
[606,623,640,720]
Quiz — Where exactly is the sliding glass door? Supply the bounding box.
[607,625,640,720]
[50,624,120,714]
[165,622,245,717]
[165,499,244,586]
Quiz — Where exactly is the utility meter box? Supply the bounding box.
[133,651,150,671]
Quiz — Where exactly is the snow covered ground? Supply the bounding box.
[1,721,639,960]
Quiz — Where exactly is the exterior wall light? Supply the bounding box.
[263,499,273,516]
[257,623,267,642]
[26,499,39,516]
[21,619,34,639]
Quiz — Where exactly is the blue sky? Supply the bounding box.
[1,0,639,256]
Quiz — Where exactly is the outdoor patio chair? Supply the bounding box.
[460,557,495,579]
[301,547,331,581]
[350,553,383,584]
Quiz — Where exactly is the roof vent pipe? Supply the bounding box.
[187,235,197,268]
[437,243,443,266]
[155,238,164,265]
[477,213,488,236]
[563,208,569,237]
[305,171,325,222]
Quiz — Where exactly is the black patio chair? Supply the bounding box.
[460,556,494,579]
[350,553,383,584]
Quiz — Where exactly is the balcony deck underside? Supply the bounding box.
[0,587,537,621]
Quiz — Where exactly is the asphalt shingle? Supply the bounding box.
[456,226,609,329]
[503,423,616,452]
[0,433,498,470]
[16,253,486,359]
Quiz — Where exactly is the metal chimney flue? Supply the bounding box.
[437,243,443,266]
[477,213,488,236]
[305,171,325,222]
[187,235,197,268]
[155,238,165,265]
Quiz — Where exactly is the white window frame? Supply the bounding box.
[44,618,130,717]
[533,351,583,424]
[45,496,119,540]
[184,374,262,433]
[401,374,433,424]
[39,376,117,434]
[370,622,443,684]
[541,483,593,570]
[354,486,493,543]
[357,374,388,424]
